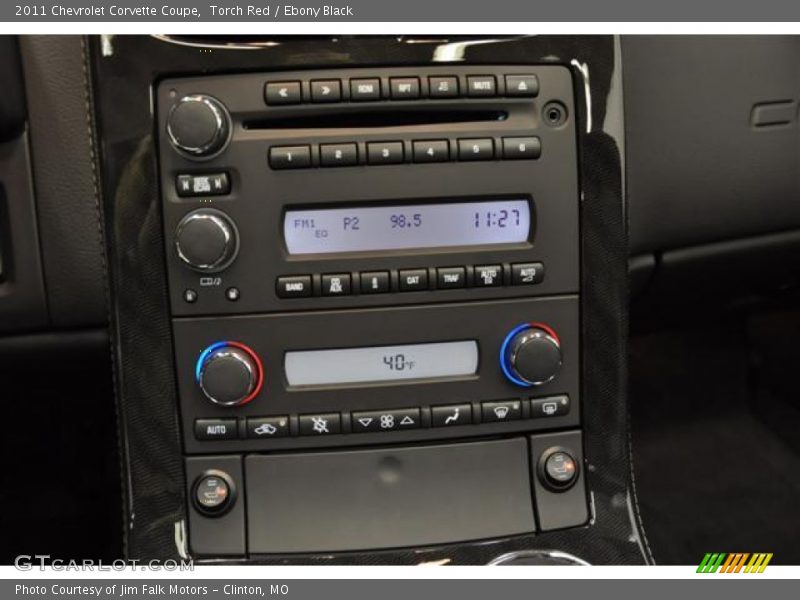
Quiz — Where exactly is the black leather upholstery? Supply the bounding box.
[20,35,108,329]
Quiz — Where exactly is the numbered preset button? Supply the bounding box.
[367,141,404,165]
[320,143,358,167]
[458,138,494,161]
[502,136,541,160]
[412,140,449,163]
[269,145,311,169]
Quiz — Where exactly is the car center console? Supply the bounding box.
[94,35,645,564]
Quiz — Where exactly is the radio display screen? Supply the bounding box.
[283,199,531,255]
[284,340,479,387]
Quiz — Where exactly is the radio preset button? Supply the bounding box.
[530,395,570,419]
[247,416,290,439]
[367,141,404,165]
[429,76,458,98]
[194,418,238,441]
[310,79,342,102]
[437,267,466,289]
[360,271,390,294]
[322,273,352,296]
[458,138,494,161]
[350,78,381,101]
[432,404,473,427]
[467,75,497,97]
[390,77,421,99]
[412,140,449,163]
[352,408,421,433]
[276,275,312,298]
[503,137,541,160]
[320,143,358,167]
[299,413,341,436]
[481,400,522,423]
[399,269,429,292]
[505,74,540,97]
[265,81,302,105]
[474,265,503,287]
[269,145,311,169]
[511,262,545,285]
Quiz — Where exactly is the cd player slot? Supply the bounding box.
[243,109,508,130]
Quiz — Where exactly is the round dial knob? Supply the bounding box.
[166,94,231,159]
[196,342,264,407]
[500,323,562,387]
[175,208,239,272]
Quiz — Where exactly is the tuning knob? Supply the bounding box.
[166,94,231,159]
[175,208,239,272]
[196,342,264,407]
[500,323,562,387]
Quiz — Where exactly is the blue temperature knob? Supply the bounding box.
[500,323,562,387]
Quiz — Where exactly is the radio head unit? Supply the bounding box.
[157,65,578,317]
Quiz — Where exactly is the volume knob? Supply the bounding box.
[196,342,264,407]
[500,323,562,387]
[175,208,239,272]
[166,94,231,159]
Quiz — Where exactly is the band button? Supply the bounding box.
[276,275,312,298]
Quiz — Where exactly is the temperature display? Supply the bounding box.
[284,341,479,387]
[283,199,531,255]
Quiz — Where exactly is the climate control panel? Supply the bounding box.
[173,296,579,453]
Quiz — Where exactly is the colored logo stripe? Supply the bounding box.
[697,553,773,573]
